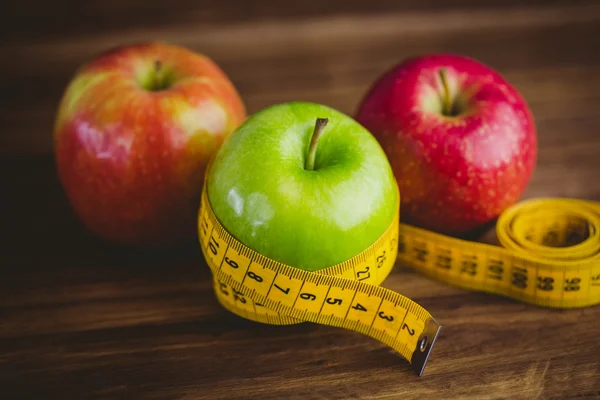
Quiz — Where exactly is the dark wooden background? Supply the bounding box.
[1,0,599,399]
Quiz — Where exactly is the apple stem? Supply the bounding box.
[439,68,453,116]
[153,60,163,90]
[305,118,329,171]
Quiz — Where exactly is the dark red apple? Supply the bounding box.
[355,53,537,236]
[54,42,246,246]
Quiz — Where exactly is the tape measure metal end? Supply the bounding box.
[411,317,441,376]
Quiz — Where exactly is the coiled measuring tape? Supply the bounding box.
[398,198,600,310]
[199,178,600,376]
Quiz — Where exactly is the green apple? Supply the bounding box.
[206,102,399,272]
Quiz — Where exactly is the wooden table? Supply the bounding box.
[1,1,599,398]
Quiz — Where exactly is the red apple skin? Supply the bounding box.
[54,42,246,246]
[355,54,537,236]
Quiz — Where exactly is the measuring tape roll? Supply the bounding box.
[200,175,600,376]
[198,181,441,377]
[398,198,600,309]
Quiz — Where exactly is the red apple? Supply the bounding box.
[54,42,246,246]
[355,53,537,236]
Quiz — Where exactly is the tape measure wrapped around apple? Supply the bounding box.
[198,102,441,376]
[199,56,600,376]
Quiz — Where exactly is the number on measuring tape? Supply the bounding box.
[351,303,367,312]
[487,259,504,281]
[247,271,263,282]
[376,251,387,268]
[461,254,477,276]
[274,283,291,294]
[511,266,528,289]
[225,257,239,269]
[592,274,600,286]
[537,276,554,291]
[326,297,342,305]
[378,311,394,321]
[564,278,581,292]
[356,266,371,281]
[209,234,220,255]
[201,215,210,237]
[413,243,428,263]
[300,293,317,301]
[402,323,415,336]
[218,281,229,296]
[435,249,452,270]
[232,288,247,304]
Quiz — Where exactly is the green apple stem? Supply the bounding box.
[305,118,329,171]
[439,68,452,116]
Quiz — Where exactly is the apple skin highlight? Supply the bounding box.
[356,53,537,236]
[54,42,246,245]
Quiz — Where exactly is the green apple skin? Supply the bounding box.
[206,102,399,272]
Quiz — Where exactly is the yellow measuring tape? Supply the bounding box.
[398,198,600,310]
[199,179,600,376]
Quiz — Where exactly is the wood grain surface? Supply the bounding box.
[1,1,599,399]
